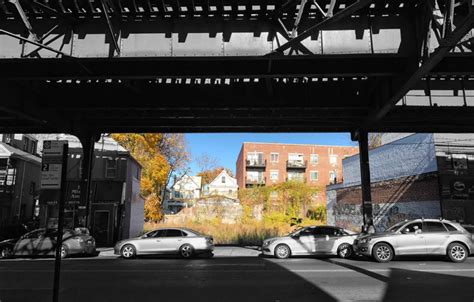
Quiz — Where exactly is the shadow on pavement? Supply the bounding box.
[0,257,338,302]
[321,258,474,301]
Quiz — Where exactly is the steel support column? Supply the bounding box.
[78,133,98,229]
[356,130,373,228]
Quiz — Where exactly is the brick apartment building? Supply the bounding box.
[236,142,359,203]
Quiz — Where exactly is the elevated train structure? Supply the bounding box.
[0,0,472,134]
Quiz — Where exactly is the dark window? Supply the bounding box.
[424,222,448,233]
[24,230,44,239]
[105,159,117,178]
[165,229,183,237]
[29,182,36,195]
[221,176,226,183]
[404,222,423,233]
[443,223,458,232]
[152,230,166,238]
[318,227,339,236]
[299,228,314,236]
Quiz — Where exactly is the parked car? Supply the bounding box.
[0,228,96,259]
[0,237,18,259]
[261,225,358,259]
[354,219,473,263]
[114,228,214,259]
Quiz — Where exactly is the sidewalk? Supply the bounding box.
[97,246,261,258]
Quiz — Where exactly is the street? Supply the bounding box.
[1,247,474,302]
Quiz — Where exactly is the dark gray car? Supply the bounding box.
[354,219,473,263]
[8,228,96,259]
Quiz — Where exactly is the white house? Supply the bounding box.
[208,170,238,199]
[171,174,202,200]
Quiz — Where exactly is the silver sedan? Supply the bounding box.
[114,228,214,259]
[354,219,474,263]
[261,226,358,259]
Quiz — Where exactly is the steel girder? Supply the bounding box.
[0,77,474,134]
[0,0,425,58]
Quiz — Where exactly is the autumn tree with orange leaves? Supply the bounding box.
[111,133,189,221]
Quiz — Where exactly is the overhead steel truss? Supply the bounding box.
[0,0,473,135]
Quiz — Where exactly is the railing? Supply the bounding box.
[286,160,307,169]
[286,176,306,182]
[245,176,266,185]
[246,159,266,168]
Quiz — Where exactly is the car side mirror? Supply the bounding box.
[325,235,330,240]
[401,228,410,234]
[292,234,300,239]
[415,229,422,235]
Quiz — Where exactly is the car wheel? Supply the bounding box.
[372,243,393,263]
[0,246,13,259]
[60,245,68,259]
[121,244,136,259]
[274,244,291,259]
[447,242,468,263]
[337,243,353,259]
[179,244,194,259]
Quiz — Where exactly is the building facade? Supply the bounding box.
[36,134,144,246]
[236,142,358,203]
[327,133,474,232]
[171,175,202,200]
[207,170,238,199]
[0,134,41,239]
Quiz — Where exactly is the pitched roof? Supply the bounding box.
[0,142,41,165]
[209,170,237,187]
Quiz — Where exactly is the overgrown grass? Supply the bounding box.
[144,218,325,245]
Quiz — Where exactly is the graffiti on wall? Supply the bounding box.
[327,197,442,232]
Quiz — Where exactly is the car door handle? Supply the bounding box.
[156,240,161,242]
[178,239,182,241]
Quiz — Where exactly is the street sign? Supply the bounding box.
[41,140,68,190]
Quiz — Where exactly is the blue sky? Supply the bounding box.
[185,133,357,174]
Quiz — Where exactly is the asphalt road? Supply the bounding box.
[1,248,474,302]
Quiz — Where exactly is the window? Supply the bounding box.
[29,182,36,195]
[310,154,318,164]
[22,137,30,152]
[443,223,458,231]
[424,222,447,232]
[270,170,279,181]
[165,229,184,237]
[329,171,336,182]
[270,153,279,163]
[288,171,304,181]
[318,227,339,236]
[105,158,117,178]
[247,152,264,165]
[310,171,318,181]
[2,133,13,144]
[329,155,337,165]
[221,176,226,184]
[404,222,423,233]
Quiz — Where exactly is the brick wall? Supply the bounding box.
[327,173,442,231]
[236,142,359,203]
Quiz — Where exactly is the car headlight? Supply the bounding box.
[359,238,372,244]
[263,239,277,246]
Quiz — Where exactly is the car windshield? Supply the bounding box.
[385,221,407,232]
[289,227,305,236]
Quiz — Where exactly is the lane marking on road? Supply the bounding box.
[2,268,474,273]
[185,263,266,267]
